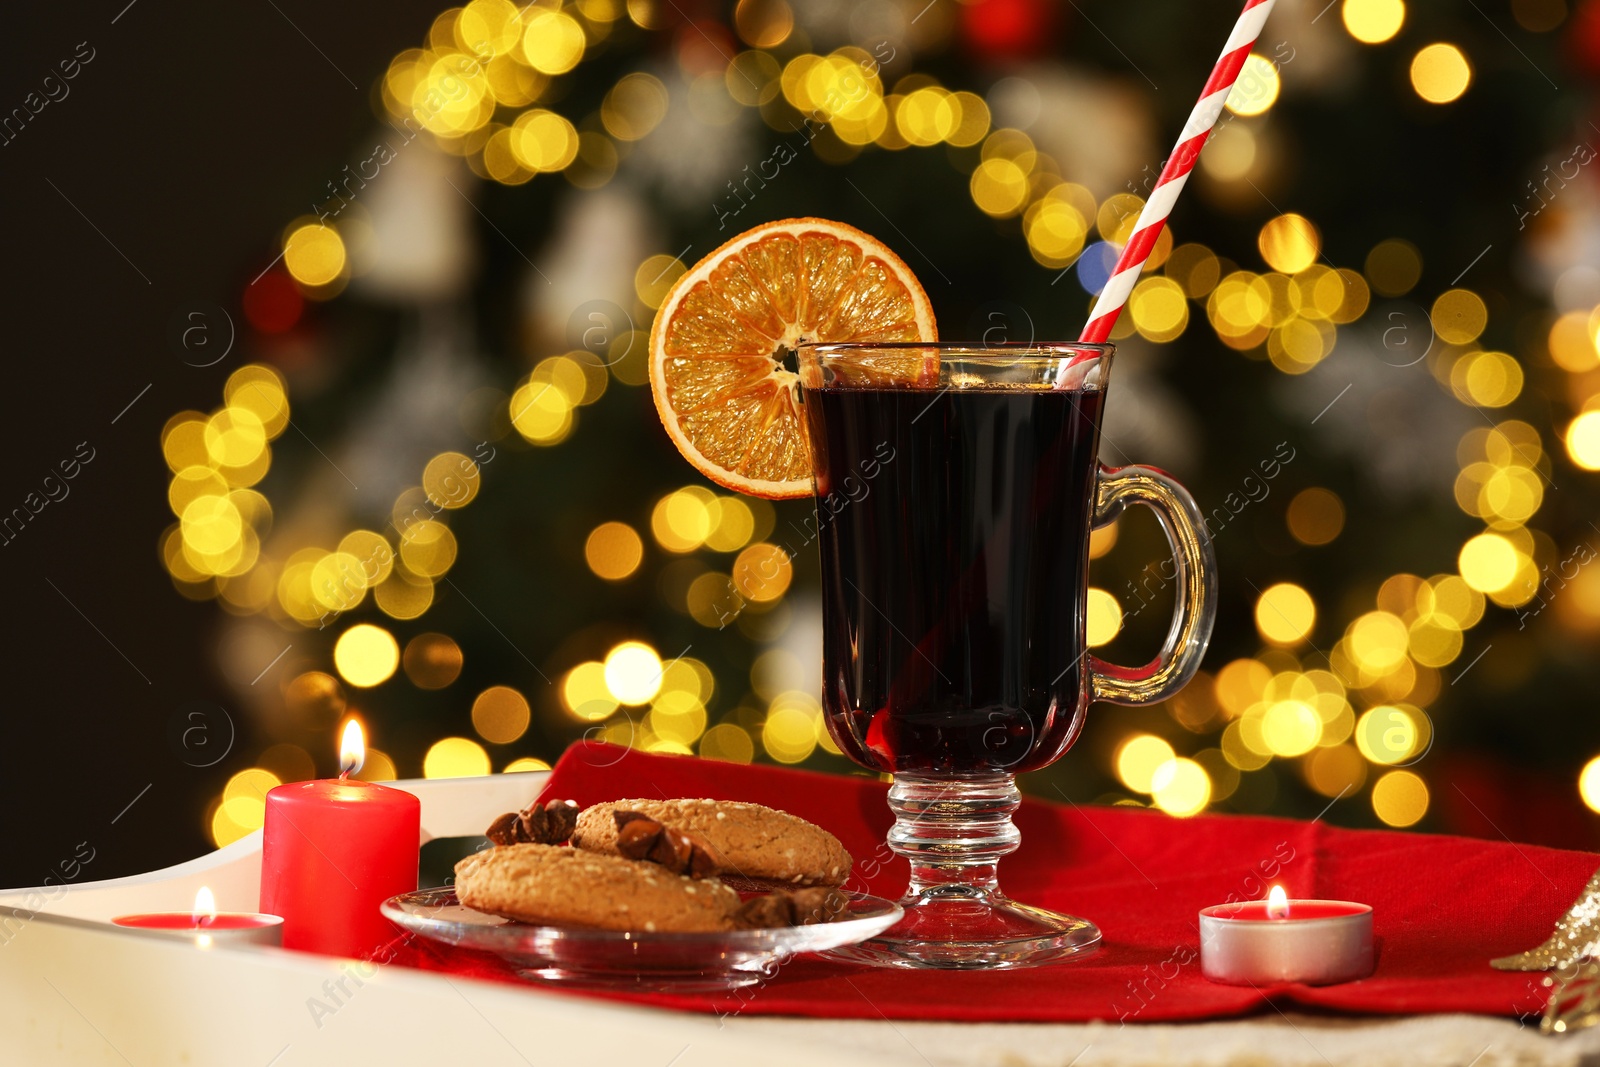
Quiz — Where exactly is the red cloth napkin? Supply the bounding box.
[383,743,1594,1022]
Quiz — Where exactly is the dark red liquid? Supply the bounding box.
[803,385,1106,774]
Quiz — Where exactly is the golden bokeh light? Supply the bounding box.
[1342,0,1405,43]
[169,466,228,518]
[374,571,434,619]
[652,487,715,552]
[1458,532,1520,593]
[604,641,663,705]
[1151,757,1211,817]
[1355,704,1430,765]
[1258,214,1321,274]
[511,109,579,171]
[563,660,619,721]
[700,722,755,763]
[333,624,401,688]
[726,50,782,107]
[649,689,708,747]
[509,380,575,445]
[1086,587,1123,647]
[1166,244,1222,299]
[1566,411,1600,470]
[224,366,290,438]
[762,699,818,764]
[947,91,992,146]
[162,413,210,472]
[1200,122,1257,182]
[1116,734,1176,794]
[283,670,346,725]
[521,10,585,73]
[503,757,552,773]
[256,743,315,784]
[1225,54,1280,117]
[1304,744,1369,797]
[204,407,268,469]
[585,521,645,580]
[1371,769,1429,827]
[1347,611,1410,673]
[423,736,492,778]
[703,497,756,552]
[1261,700,1322,757]
[1255,583,1316,645]
[181,495,244,557]
[1580,756,1600,813]
[1451,351,1524,409]
[1214,658,1272,717]
[471,685,531,744]
[399,519,458,578]
[686,571,739,628]
[224,767,281,805]
[734,0,793,48]
[1549,311,1599,372]
[310,551,369,612]
[403,632,463,689]
[1410,43,1472,104]
[1096,194,1145,245]
[602,72,670,141]
[732,542,792,602]
[970,158,1030,218]
[1025,198,1089,269]
[1431,289,1488,345]
[283,223,347,287]
[1286,487,1345,546]
[422,452,480,509]
[635,255,687,309]
[896,87,960,146]
[1365,238,1422,297]
[353,748,398,782]
[1128,277,1189,343]
[457,0,522,54]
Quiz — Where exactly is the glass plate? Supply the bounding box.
[382,887,904,991]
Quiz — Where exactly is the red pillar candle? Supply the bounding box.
[260,721,420,957]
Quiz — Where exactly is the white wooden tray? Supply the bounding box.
[2,772,1590,1067]
[0,772,900,1067]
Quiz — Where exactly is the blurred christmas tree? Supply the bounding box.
[159,0,1600,850]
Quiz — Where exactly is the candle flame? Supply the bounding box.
[340,719,365,777]
[1266,884,1289,920]
[193,886,217,927]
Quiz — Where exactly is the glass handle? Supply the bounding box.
[1087,463,1217,706]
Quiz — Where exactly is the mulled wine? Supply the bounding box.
[802,384,1106,775]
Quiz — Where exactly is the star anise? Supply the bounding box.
[486,798,579,846]
[734,887,850,929]
[613,810,718,878]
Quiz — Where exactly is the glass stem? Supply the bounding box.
[888,773,1020,899]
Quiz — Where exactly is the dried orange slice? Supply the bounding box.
[648,218,937,500]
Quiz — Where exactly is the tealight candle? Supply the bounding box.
[113,887,283,947]
[260,720,420,957]
[1199,886,1374,986]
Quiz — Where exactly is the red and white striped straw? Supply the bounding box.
[1078,0,1277,346]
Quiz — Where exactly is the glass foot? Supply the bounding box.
[823,886,1100,969]
[824,771,1101,969]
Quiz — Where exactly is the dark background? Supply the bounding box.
[0,0,444,887]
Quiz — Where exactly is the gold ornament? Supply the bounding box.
[1542,960,1600,1034]
[1492,866,1600,972]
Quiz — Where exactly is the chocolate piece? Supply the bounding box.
[734,887,850,929]
[612,810,718,878]
[486,799,579,846]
